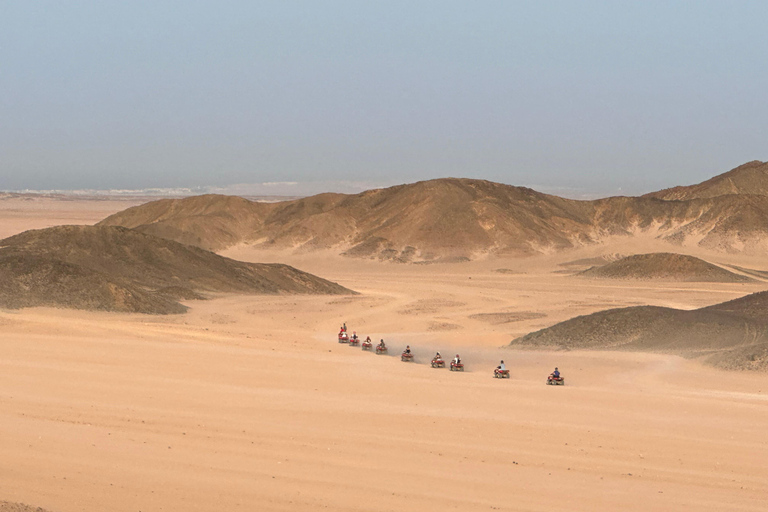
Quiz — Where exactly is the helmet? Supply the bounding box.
[501,360,504,364]
[555,367,558,370]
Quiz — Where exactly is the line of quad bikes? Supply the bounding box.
[338,328,564,385]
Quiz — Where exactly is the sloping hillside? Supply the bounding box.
[100,181,599,259]
[509,291,768,371]
[0,501,53,512]
[578,253,754,282]
[0,254,187,314]
[99,164,768,260]
[95,194,271,251]
[0,225,352,314]
[645,160,768,200]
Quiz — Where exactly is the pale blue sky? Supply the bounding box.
[1,1,766,197]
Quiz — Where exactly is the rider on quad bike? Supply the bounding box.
[494,360,510,378]
[378,339,386,349]
[546,367,564,385]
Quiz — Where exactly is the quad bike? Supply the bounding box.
[348,336,360,346]
[494,368,510,379]
[338,332,349,343]
[450,361,464,372]
[431,358,445,368]
[547,375,564,385]
[361,339,373,351]
[401,351,414,362]
[376,345,388,355]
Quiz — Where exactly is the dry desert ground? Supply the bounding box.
[1,197,767,512]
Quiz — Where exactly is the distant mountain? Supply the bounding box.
[645,160,768,200]
[578,253,753,282]
[509,291,768,371]
[96,194,271,251]
[0,225,352,314]
[100,181,598,258]
[99,163,768,260]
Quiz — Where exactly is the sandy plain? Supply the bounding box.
[1,198,767,512]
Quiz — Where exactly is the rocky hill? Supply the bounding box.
[509,291,768,371]
[98,162,768,261]
[645,160,768,200]
[578,253,754,282]
[100,181,598,258]
[0,501,53,512]
[0,225,352,314]
[96,194,271,251]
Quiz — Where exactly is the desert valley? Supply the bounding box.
[2,162,768,512]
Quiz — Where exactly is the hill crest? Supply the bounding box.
[510,290,768,371]
[99,164,768,261]
[645,160,768,200]
[0,225,352,314]
[578,253,753,282]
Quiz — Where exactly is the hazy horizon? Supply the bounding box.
[2,158,765,201]
[0,180,626,200]
[1,2,766,195]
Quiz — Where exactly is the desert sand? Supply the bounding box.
[0,196,147,241]
[1,198,767,512]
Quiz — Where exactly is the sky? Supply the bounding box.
[1,1,766,198]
